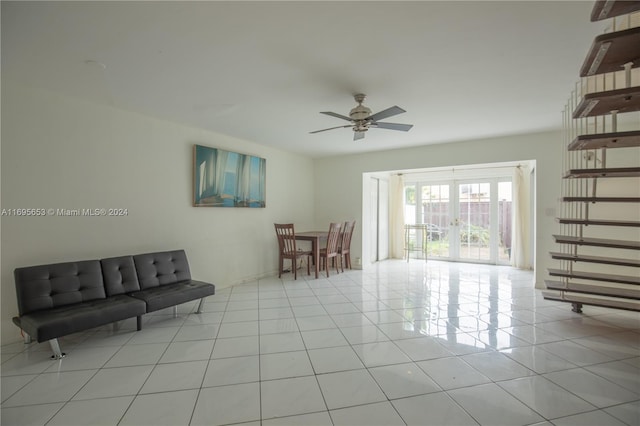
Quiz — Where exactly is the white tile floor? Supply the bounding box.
[1,260,639,426]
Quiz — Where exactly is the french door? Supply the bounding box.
[409,179,512,264]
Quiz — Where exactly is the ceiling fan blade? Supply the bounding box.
[373,122,413,132]
[367,105,406,122]
[320,111,353,121]
[354,131,365,141]
[310,124,353,134]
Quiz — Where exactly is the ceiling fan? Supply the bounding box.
[310,94,414,141]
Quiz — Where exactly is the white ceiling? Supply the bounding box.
[1,1,607,158]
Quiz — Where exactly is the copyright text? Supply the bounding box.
[1,208,129,217]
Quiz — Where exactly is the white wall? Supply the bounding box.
[1,82,315,344]
[313,131,566,288]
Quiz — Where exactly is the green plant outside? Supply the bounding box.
[408,224,492,258]
[458,223,490,245]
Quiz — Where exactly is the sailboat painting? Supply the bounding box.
[193,144,266,208]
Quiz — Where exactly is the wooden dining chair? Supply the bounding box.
[319,222,342,277]
[274,223,312,280]
[338,220,356,272]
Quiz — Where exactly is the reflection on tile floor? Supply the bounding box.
[2,260,639,425]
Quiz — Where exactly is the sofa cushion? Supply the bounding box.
[14,260,106,316]
[101,256,141,296]
[133,250,191,289]
[13,294,146,342]
[129,280,215,313]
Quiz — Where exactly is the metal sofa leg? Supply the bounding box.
[23,333,32,344]
[196,298,206,314]
[572,302,583,313]
[49,339,66,360]
[137,316,142,331]
[173,306,178,317]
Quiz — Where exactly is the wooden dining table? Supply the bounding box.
[295,231,328,279]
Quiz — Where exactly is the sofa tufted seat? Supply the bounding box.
[130,280,216,312]
[14,294,146,343]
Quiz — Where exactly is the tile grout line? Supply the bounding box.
[187,294,228,426]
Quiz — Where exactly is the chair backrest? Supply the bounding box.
[325,222,342,255]
[340,220,356,252]
[274,223,297,255]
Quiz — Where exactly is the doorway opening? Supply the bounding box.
[363,160,535,268]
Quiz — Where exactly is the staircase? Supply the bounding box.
[543,0,640,313]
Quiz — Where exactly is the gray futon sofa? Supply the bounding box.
[12,249,215,359]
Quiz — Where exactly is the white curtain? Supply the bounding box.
[511,165,532,269]
[389,174,405,259]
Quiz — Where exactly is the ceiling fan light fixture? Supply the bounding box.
[310,94,412,140]
[349,105,372,120]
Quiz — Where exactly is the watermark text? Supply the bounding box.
[1,208,129,217]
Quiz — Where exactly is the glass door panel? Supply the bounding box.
[421,184,451,258]
[457,182,491,262]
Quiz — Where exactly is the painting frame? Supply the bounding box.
[193,144,266,208]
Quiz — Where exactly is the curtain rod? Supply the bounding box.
[396,164,523,176]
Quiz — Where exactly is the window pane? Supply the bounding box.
[421,184,450,258]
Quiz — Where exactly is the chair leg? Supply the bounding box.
[293,258,297,280]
